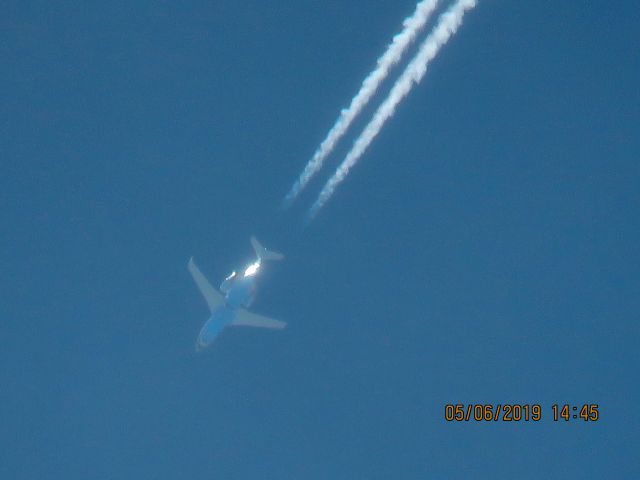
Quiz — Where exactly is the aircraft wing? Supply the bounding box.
[232,308,287,330]
[188,257,225,313]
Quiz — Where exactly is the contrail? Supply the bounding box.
[308,0,476,221]
[284,0,440,207]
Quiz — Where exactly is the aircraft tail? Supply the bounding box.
[250,236,284,262]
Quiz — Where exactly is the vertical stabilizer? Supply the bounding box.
[250,236,284,262]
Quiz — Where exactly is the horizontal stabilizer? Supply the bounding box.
[232,308,286,330]
[251,236,284,262]
[188,257,225,313]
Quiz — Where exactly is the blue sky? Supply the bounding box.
[2,1,639,478]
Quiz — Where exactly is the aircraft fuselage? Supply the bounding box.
[189,237,285,351]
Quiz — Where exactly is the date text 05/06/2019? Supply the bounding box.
[444,404,599,422]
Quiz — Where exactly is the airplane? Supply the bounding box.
[188,236,286,351]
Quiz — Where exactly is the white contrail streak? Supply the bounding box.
[284,0,439,207]
[308,0,476,221]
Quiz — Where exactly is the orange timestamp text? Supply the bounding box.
[444,404,600,422]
